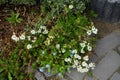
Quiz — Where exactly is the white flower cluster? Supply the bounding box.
[44,35,54,46]
[38,25,48,34]
[80,41,92,54]
[87,25,98,36]
[30,25,48,35]
[11,32,33,50]
[11,32,26,42]
[65,53,95,73]
[69,5,74,9]
[11,25,49,50]
[26,44,32,49]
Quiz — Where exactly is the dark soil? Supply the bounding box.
[93,19,120,38]
[0,4,40,54]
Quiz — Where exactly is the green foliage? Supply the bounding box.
[0,46,34,80]
[87,70,94,77]
[0,0,97,79]
[10,0,36,5]
[8,73,12,80]
[41,0,90,17]
[0,0,7,5]
[0,0,36,5]
[6,11,23,25]
[89,10,98,18]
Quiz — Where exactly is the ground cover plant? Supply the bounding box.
[0,0,98,80]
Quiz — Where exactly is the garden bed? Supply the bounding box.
[0,1,98,80]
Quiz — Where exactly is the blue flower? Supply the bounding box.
[67,68,70,71]
[46,64,50,68]
[70,53,74,57]
[58,72,62,76]
[71,51,75,54]
[39,67,44,72]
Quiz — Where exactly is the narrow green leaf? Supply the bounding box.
[8,72,12,80]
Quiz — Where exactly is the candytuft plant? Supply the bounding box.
[0,0,98,79]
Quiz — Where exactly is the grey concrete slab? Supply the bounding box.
[34,71,45,80]
[66,69,85,80]
[110,72,120,80]
[93,32,120,62]
[93,50,120,80]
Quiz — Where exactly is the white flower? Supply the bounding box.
[69,5,73,9]
[87,30,92,35]
[81,48,85,53]
[31,30,36,34]
[11,34,19,42]
[71,49,77,54]
[77,65,83,72]
[44,39,50,46]
[74,54,81,59]
[62,48,66,53]
[82,61,88,67]
[56,44,60,49]
[92,27,98,34]
[87,45,92,51]
[27,36,31,41]
[91,26,96,31]
[72,64,76,68]
[74,60,79,66]
[19,33,25,40]
[37,29,41,33]
[43,29,48,34]
[82,68,89,72]
[65,58,71,63]
[83,56,89,61]
[34,37,37,40]
[31,37,37,43]
[49,36,54,39]
[40,25,46,29]
[89,63,95,70]
[80,43,86,48]
[27,44,32,49]
[31,40,36,43]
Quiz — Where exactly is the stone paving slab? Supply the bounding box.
[91,50,120,80]
[66,69,85,80]
[84,75,99,80]
[93,32,120,62]
[115,45,120,55]
[94,32,120,56]
[110,72,120,80]
[35,71,45,80]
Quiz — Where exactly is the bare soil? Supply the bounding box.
[93,19,120,38]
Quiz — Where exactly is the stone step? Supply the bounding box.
[110,72,120,80]
[90,32,120,63]
[86,50,120,80]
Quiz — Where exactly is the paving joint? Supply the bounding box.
[114,44,120,55]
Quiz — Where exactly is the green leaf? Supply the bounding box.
[8,72,12,80]
[87,70,93,77]
[0,68,5,73]
[15,13,19,19]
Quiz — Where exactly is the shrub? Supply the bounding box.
[0,0,36,5]
[0,0,98,79]
[10,0,36,5]
[0,0,7,5]
[41,0,90,17]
